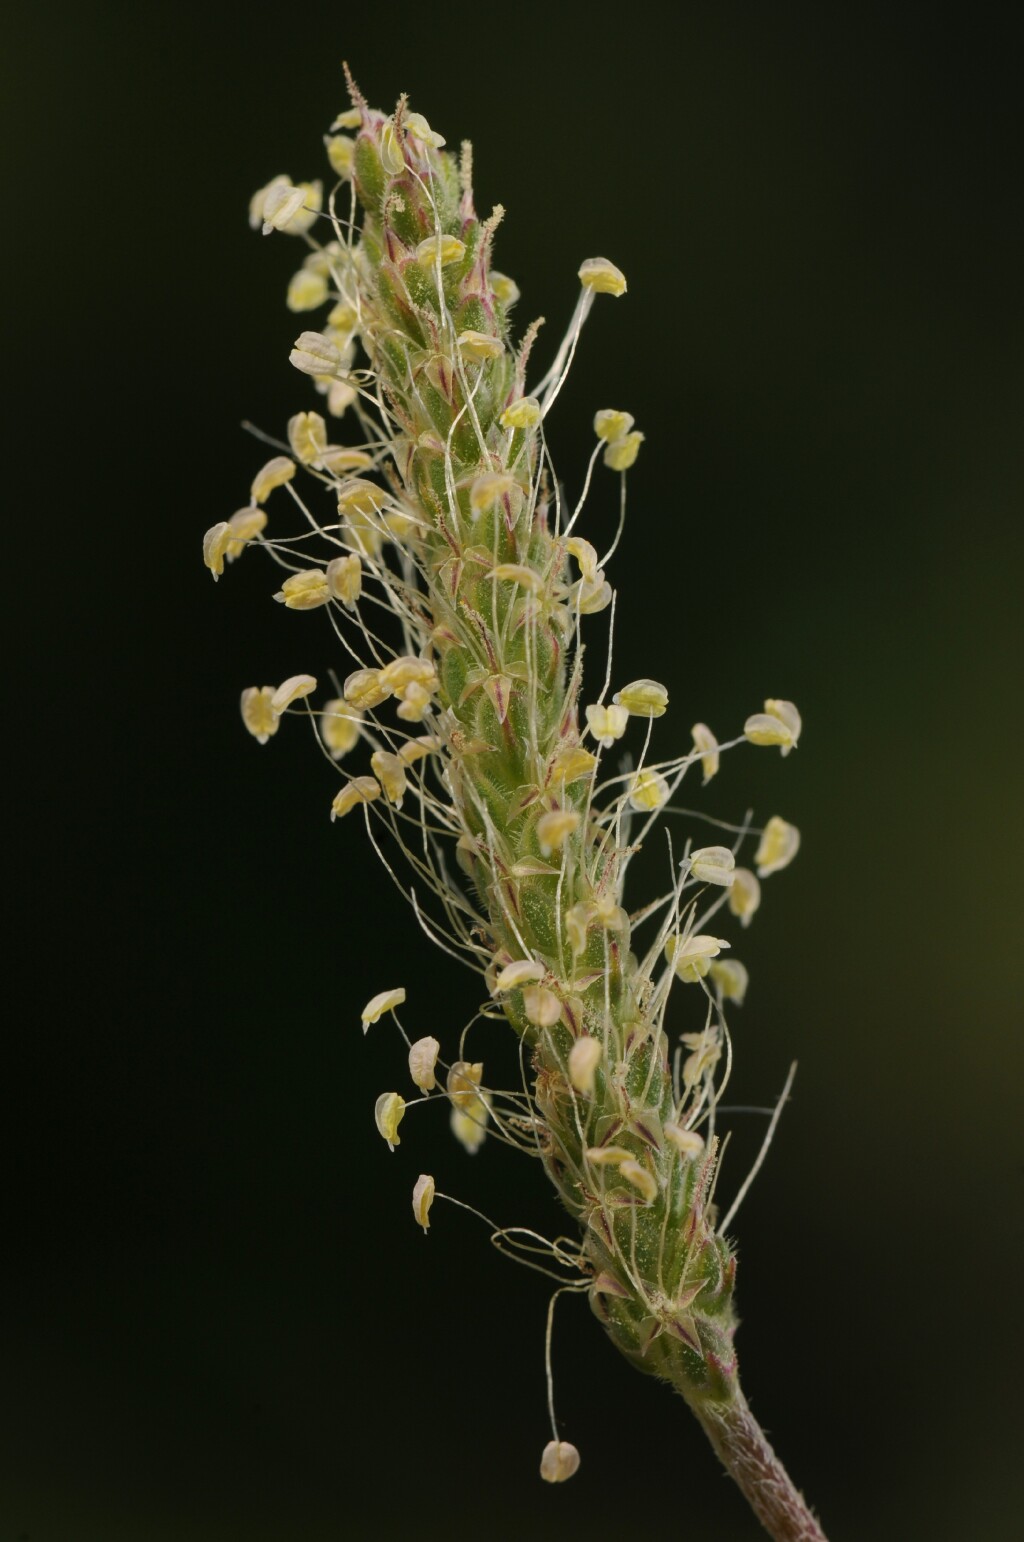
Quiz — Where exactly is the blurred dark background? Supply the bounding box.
[5,3,1022,1538]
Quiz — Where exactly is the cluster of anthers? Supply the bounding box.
[204,79,803,1491]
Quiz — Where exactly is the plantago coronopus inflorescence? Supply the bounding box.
[206,70,825,1540]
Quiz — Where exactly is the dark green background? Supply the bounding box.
[6,3,1022,1538]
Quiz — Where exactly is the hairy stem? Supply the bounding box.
[694,1391,827,1541]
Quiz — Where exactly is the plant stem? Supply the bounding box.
[692,1390,828,1541]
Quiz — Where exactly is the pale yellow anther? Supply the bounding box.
[324,134,356,179]
[728,868,761,927]
[665,933,730,983]
[585,702,628,747]
[755,815,801,877]
[689,846,736,887]
[628,769,670,812]
[603,431,645,471]
[326,554,362,607]
[412,1173,435,1233]
[370,750,408,806]
[250,456,296,505]
[690,722,721,787]
[593,409,635,443]
[273,569,330,610]
[414,233,465,267]
[270,674,317,712]
[395,682,431,722]
[469,471,516,514]
[665,1122,706,1158]
[317,446,374,474]
[202,521,232,580]
[494,959,545,992]
[540,1441,580,1484]
[578,256,627,296]
[536,808,580,856]
[374,1091,406,1151]
[408,1037,440,1093]
[616,679,668,718]
[320,698,361,759]
[261,179,322,236]
[683,1037,721,1088]
[489,563,542,594]
[710,958,749,1005]
[286,411,328,465]
[619,1158,658,1204]
[343,668,389,711]
[585,1145,633,1167]
[379,118,406,176]
[566,901,595,956]
[326,293,358,328]
[378,656,437,695]
[225,507,267,561]
[490,271,520,307]
[568,1036,602,1096]
[447,1060,484,1108]
[240,687,279,745]
[329,108,362,131]
[523,984,561,1029]
[451,1095,489,1153]
[397,736,439,766]
[499,395,541,430]
[249,174,287,229]
[286,268,329,312]
[342,508,384,558]
[290,330,342,375]
[457,330,505,363]
[327,379,357,416]
[330,776,381,820]
[765,698,802,746]
[405,111,445,148]
[565,537,600,583]
[572,574,613,614]
[336,477,389,516]
[744,699,801,755]
[592,895,628,931]
[361,987,407,1032]
[549,745,598,785]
